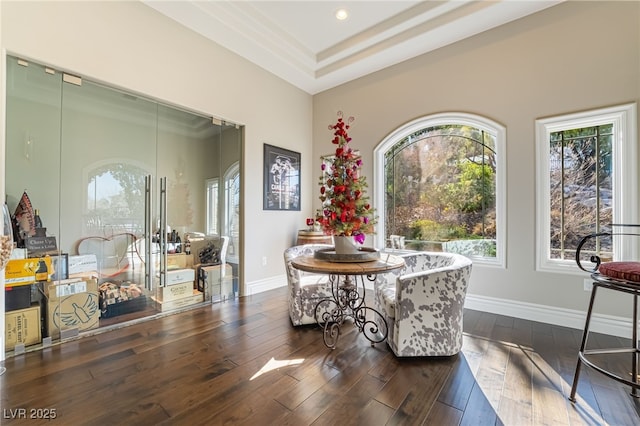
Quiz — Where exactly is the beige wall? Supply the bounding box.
[313,1,640,318]
[0,1,314,292]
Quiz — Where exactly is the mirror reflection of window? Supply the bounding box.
[85,161,151,236]
[224,162,240,260]
[206,178,219,235]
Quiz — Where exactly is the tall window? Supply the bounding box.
[374,113,506,266]
[536,103,637,273]
[206,178,219,235]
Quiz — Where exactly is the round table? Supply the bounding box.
[291,252,404,349]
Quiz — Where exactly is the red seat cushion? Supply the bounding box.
[598,261,640,283]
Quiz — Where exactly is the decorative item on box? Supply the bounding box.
[25,235,57,257]
[5,306,41,351]
[189,236,224,266]
[46,278,100,338]
[98,281,146,318]
[5,256,54,286]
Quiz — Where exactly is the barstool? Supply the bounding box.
[569,226,640,402]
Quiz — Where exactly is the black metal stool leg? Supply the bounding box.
[632,293,639,398]
[570,283,598,402]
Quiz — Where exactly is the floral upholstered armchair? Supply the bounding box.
[374,251,473,357]
[284,244,334,326]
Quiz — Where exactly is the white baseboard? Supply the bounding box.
[246,274,286,295]
[465,293,633,339]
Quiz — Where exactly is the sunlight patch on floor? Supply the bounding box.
[250,357,305,380]
[463,333,606,425]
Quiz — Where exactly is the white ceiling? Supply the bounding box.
[143,0,563,94]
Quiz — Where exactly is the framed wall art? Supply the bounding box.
[263,144,301,211]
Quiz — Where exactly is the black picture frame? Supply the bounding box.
[263,144,301,211]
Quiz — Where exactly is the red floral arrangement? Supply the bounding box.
[317,112,376,244]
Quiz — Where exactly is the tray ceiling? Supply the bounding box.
[144,0,563,94]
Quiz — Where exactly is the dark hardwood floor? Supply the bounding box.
[2,286,640,425]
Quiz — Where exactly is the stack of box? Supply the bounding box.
[152,268,202,312]
[4,256,55,351]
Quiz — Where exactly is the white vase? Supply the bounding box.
[333,235,360,255]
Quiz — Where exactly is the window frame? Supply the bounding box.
[374,112,507,268]
[535,103,638,274]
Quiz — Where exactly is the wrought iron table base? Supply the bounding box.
[314,273,388,349]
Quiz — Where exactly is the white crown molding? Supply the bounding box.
[143,0,564,94]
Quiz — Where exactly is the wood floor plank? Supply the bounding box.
[2,287,640,425]
[425,401,463,426]
[498,346,533,425]
[459,381,500,426]
[437,353,476,411]
[471,340,509,410]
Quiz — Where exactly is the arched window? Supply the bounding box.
[374,113,506,267]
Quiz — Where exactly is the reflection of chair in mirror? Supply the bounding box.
[570,226,640,402]
[76,233,137,278]
[374,251,472,357]
[284,244,333,326]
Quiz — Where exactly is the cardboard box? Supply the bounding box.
[5,257,54,286]
[46,278,100,338]
[5,306,41,350]
[68,254,98,275]
[153,290,202,312]
[157,281,193,302]
[164,268,195,286]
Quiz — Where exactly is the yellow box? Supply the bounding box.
[157,281,193,302]
[5,257,54,286]
[5,306,42,350]
[46,278,100,338]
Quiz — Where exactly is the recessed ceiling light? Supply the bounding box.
[336,9,349,21]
